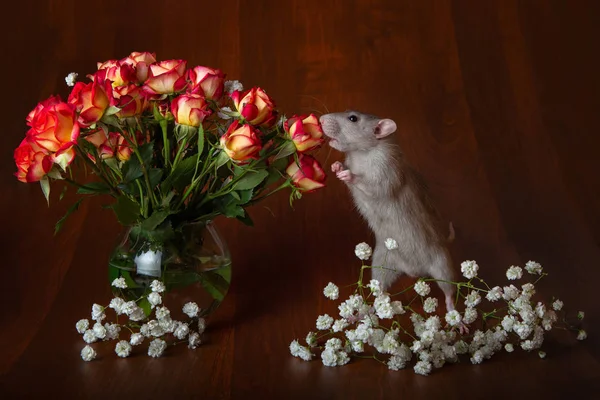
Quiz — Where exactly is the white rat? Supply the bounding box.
[320,110,461,317]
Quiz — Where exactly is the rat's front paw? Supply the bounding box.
[336,169,353,183]
[331,161,344,173]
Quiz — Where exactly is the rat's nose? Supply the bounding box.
[319,114,328,124]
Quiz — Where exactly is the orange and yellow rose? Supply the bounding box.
[219,121,262,163]
[284,114,324,152]
[85,129,133,162]
[13,139,53,183]
[26,99,80,154]
[114,84,148,118]
[171,94,211,127]
[188,66,225,101]
[286,154,326,192]
[68,74,114,127]
[231,87,276,126]
[142,59,187,98]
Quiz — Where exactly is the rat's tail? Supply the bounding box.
[447,222,455,243]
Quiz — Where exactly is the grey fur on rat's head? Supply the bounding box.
[319,110,398,152]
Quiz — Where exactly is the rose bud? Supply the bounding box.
[112,133,132,161]
[85,129,116,160]
[68,73,114,127]
[231,87,276,126]
[114,84,148,117]
[120,51,157,82]
[172,93,211,127]
[284,114,324,152]
[219,121,262,163]
[187,66,225,101]
[286,154,326,192]
[142,59,187,98]
[14,139,53,183]
[26,100,80,154]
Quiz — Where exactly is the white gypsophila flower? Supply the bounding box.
[105,323,121,340]
[217,106,233,120]
[552,299,564,311]
[147,292,162,308]
[174,323,190,340]
[91,304,106,322]
[535,302,546,318]
[289,340,302,357]
[521,283,536,298]
[321,348,337,366]
[109,297,125,315]
[503,285,519,301]
[382,330,400,355]
[65,72,78,87]
[354,242,373,261]
[460,260,479,279]
[525,260,543,275]
[182,302,200,318]
[464,291,482,308]
[367,279,382,296]
[332,319,349,333]
[486,286,503,302]
[148,338,167,358]
[305,331,317,347]
[140,323,151,337]
[323,282,339,300]
[387,355,407,370]
[454,340,468,355]
[538,351,546,359]
[80,345,96,362]
[389,301,404,316]
[316,314,334,330]
[542,310,557,331]
[130,333,144,346]
[355,323,374,343]
[423,297,438,314]
[76,319,89,334]
[505,343,514,352]
[155,306,171,321]
[424,316,441,332]
[120,301,136,316]
[463,307,478,324]
[160,318,177,333]
[337,350,350,366]
[577,330,587,341]
[150,280,166,293]
[445,310,462,326]
[414,361,432,376]
[224,80,243,94]
[578,311,585,320]
[198,318,206,334]
[419,330,435,347]
[83,329,97,344]
[470,350,485,365]
[115,340,132,358]
[350,340,364,353]
[501,315,516,332]
[188,332,202,349]
[384,238,399,250]
[506,266,523,280]
[325,338,343,351]
[414,280,431,297]
[93,322,107,340]
[129,306,146,322]
[374,294,394,319]
[150,321,165,337]
[111,277,128,289]
[514,322,533,340]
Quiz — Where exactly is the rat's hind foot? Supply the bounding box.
[336,169,353,183]
[331,161,344,173]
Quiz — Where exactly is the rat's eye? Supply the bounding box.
[348,115,358,122]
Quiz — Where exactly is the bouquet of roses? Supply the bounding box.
[13,51,327,233]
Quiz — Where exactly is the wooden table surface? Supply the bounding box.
[1,0,599,398]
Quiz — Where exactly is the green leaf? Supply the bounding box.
[198,271,230,302]
[197,124,205,157]
[59,186,68,201]
[104,105,121,116]
[148,168,163,188]
[77,181,111,195]
[123,142,154,183]
[141,210,172,231]
[138,297,152,317]
[273,140,297,161]
[54,198,84,235]
[236,213,254,226]
[99,114,121,129]
[161,155,198,194]
[40,177,50,206]
[237,189,253,205]
[222,201,245,218]
[230,191,241,201]
[111,196,141,226]
[215,151,229,169]
[233,170,269,191]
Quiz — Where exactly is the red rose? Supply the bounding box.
[231,87,276,126]
[286,154,326,192]
[219,121,262,163]
[114,84,148,118]
[187,66,225,100]
[25,99,80,154]
[284,114,324,152]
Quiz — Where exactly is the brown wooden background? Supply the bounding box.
[1,0,599,398]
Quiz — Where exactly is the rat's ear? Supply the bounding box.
[374,118,397,139]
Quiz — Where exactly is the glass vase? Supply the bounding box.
[108,220,231,318]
